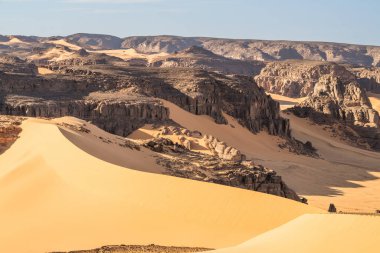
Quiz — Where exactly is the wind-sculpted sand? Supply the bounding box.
[0,117,319,253]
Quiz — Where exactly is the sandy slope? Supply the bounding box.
[37,67,55,75]
[211,214,380,253]
[160,99,380,212]
[29,47,76,62]
[368,92,380,113]
[47,39,82,50]
[0,37,29,45]
[0,117,319,253]
[266,92,306,110]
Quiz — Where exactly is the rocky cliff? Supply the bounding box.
[254,60,354,97]
[298,74,379,127]
[0,56,289,137]
[351,67,380,93]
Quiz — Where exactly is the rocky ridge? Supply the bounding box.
[254,60,354,98]
[3,34,380,66]
[149,46,264,76]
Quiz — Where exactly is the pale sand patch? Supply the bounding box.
[266,92,307,110]
[47,39,82,50]
[0,37,29,45]
[0,117,319,253]
[211,214,380,253]
[368,92,380,113]
[91,48,169,63]
[160,99,380,212]
[37,67,54,75]
[29,47,76,62]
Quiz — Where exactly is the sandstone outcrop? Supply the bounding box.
[254,60,354,97]
[144,137,304,202]
[203,134,244,161]
[351,67,380,93]
[299,75,379,127]
[1,95,169,137]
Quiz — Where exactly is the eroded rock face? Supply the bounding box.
[203,134,244,162]
[254,60,355,98]
[1,96,169,137]
[299,75,379,127]
[351,67,380,93]
[143,137,304,202]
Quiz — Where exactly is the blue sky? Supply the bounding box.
[0,0,379,45]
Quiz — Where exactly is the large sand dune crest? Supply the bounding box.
[211,214,380,253]
[0,118,319,253]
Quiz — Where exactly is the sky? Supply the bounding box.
[0,0,379,45]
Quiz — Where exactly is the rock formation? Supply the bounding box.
[254,60,354,97]
[0,54,37,75]
[149,46,264,76]
[203,134,244,161]
[299,75,379,127]
[351,67,380,93]
[143,137,304,202]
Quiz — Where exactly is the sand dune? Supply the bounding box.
[0,117,319,253]
[0,37,29,45]
[160,99,380,212]
[47,39,82,50]
[29,47,76,62]
[212,214,380,253]
[91,48,168,62]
